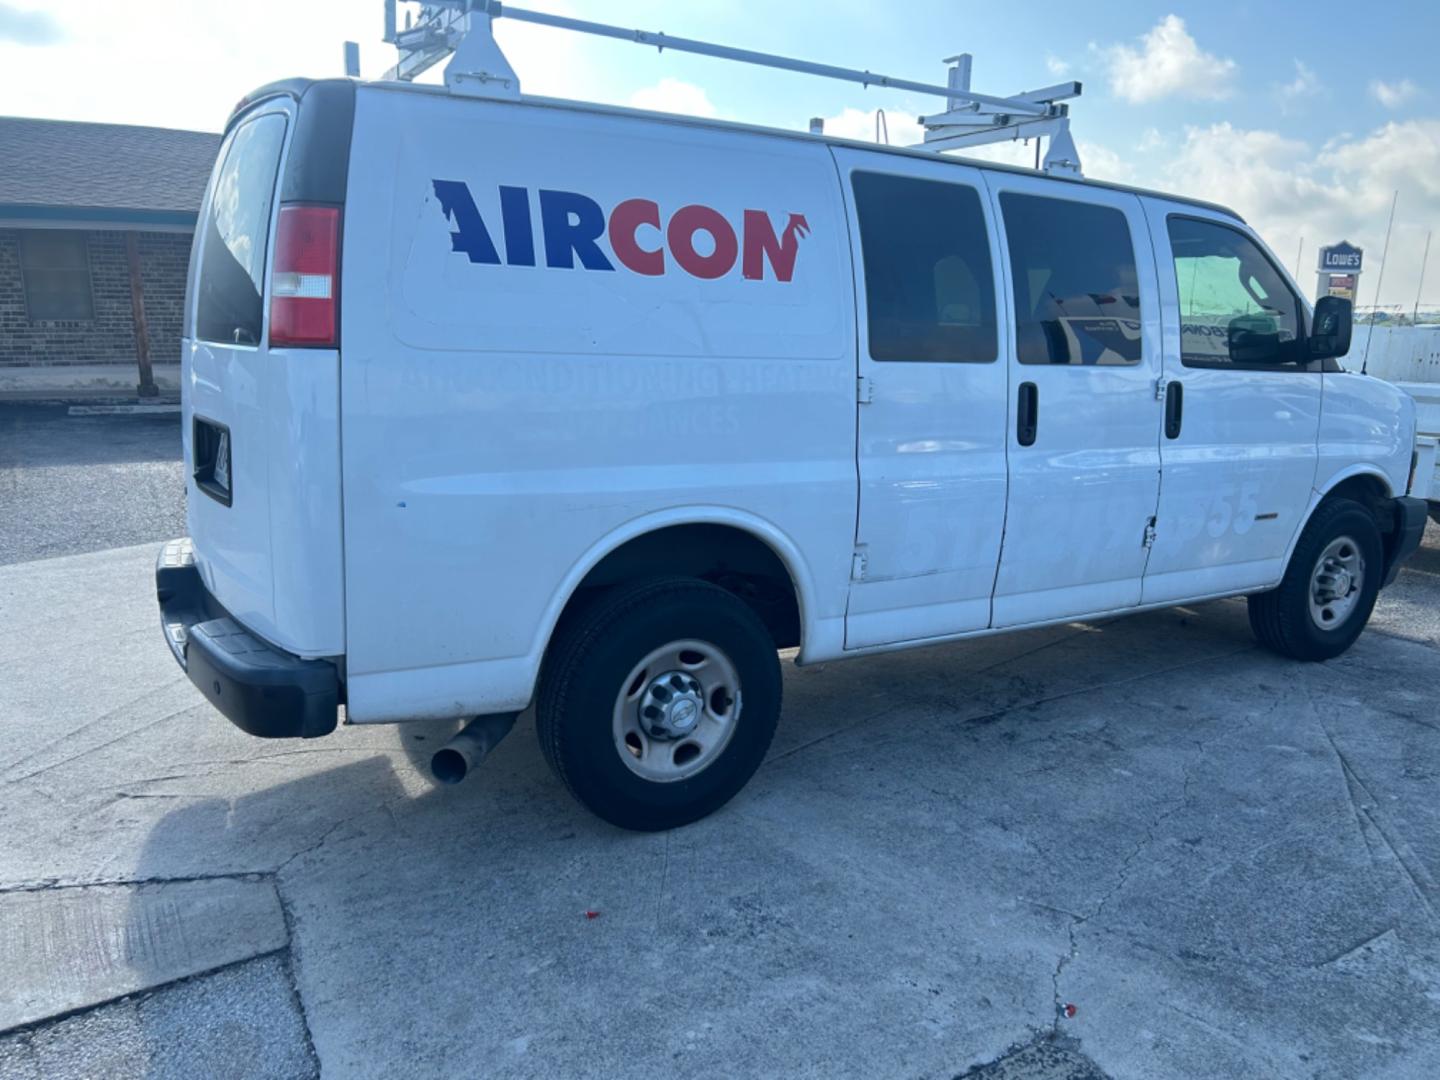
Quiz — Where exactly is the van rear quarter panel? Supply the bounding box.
[340,88,856,722]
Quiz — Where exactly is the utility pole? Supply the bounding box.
[125,233,156,398]
[1362,189,1399,374]
[1294,237,1304,279]
[1415,230,1432,325]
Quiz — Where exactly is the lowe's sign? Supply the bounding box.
[1319,241,1364,272]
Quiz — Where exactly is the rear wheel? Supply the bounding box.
[537,578,781,831]
[1247,497,1382,661]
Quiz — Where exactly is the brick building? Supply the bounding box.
[0,116,220,395]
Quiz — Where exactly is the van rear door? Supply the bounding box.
[183,84,351,658]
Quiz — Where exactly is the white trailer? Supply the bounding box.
[1353,325,1440,516]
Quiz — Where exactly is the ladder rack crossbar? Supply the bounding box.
[385,1,1084,175]
[459,1,1051,117]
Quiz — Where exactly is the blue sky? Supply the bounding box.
[3,1,1437,306]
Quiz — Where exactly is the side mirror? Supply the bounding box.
[1309,296,1353,360]
[1227,314,1281,364]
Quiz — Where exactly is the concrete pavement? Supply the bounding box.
[0,405,186,567]
[2,532,1438,1078]
[0,365,180,404]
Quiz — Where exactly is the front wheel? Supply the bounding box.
[1248,497,1383,661]
[537,578,781,831]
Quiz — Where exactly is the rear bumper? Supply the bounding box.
[1382,497,1429,587]
[156,538,340,738]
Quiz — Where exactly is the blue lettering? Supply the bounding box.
[432,179,500,265]
[539,189,614,271]
[498,185,535,267]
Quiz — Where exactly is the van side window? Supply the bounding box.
[1167,216,1304,370]
[852,171,997,363]
[195,113,288,346]
[1000,193,1143,366]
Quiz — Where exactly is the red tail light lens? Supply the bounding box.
[269,204,339,347]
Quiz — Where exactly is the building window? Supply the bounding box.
[20,230,95,321]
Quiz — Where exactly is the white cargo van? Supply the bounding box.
[157,72,1428,830]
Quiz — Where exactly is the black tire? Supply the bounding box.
[1247,497,1383,661]
[536,577,781,831]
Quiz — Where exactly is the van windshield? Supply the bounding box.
[194,113,287,346]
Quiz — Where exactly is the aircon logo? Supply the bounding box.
[432,180,810,282]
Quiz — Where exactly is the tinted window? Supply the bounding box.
[1000,193,1142,366]
[20,230,93,321]
[852,172,997,363]
[1168,216,1303,369]
[195,113,287,345]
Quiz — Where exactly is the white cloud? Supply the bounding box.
[1137,127,1167,153]
[1075,140,1133,183]
[928,118,1436,305]
[1160,123,1322,220]
[814,107,910,144]
[1045,54,1070,77]
[953,139,1038,169]
[1101,15,1236,104]
[1277,60,1320,110]
[1370,78,1419,109]
[0,2,64,45]
[0,0,602,131]
[1155,120,1440,306]
[945,136,1131,182]
[628,78,720,119]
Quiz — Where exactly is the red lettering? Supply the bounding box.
[743,211,809,282]
[608,198,664,276]
[667,205,738,280]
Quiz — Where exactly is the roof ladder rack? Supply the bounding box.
[382,0,1085,176]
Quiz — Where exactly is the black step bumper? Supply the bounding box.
[156,539,339,739]
[1382,497,1429,587]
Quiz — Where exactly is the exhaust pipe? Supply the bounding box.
[431,712,518,785]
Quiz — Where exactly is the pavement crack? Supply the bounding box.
[0,948,292,1041]
[272,877,322,1076]
[1312,926,1398,968]
[1049,735,1208,1032]
[275,817,355,878]
[656,831,672,931]
[1322,727,1438,923]
[0,871,271,894]
[764,702,905,764]
[4,702,195,785]
[0,677,189,778]
[769,645,1254,768]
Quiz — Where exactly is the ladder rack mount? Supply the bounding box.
[382,1,1085,176]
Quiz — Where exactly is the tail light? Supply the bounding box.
[269,204,339,347]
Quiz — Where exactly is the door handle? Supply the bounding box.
[1164,380,1184,439]
[1017,382,1038,447]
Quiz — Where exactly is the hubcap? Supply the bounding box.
[612,639,742,783]
[1309,536,1365,630]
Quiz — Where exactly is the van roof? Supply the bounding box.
[235,76,1245,224]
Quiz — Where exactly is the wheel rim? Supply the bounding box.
[611,639,742,783]
[1308,535,1365,630]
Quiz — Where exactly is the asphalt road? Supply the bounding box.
[0,405,186,566]
[2,409,1439,1079]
